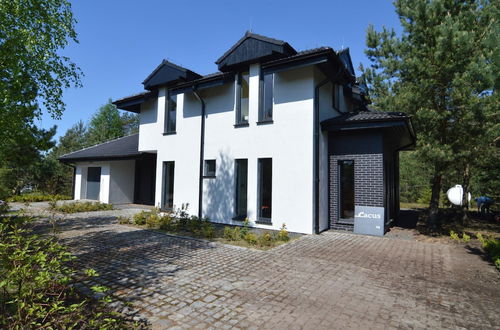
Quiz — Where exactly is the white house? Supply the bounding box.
[60,32,415,235]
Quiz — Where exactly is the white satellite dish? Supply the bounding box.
[446,185,471,206]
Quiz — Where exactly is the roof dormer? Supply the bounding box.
[143,60,201,90]
[215,31,297,72]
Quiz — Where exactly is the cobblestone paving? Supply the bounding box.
[52,217,499,329]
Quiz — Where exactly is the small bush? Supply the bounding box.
[0,200,9,214]
[477,233,500,270]
[223,226,241,241]
[133,211,149,225]
[117,216,131,225]
[243,232,258,245]
[462,232,471,243]
[277,223,290,242]
[54,201,113,213]
[258,232,274,247]
[7,193,71,203]
[449,230,460,241]
[159,214,175,231]
[240,218,250,237]
[145,212,161,228]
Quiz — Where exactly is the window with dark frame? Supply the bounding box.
[234,159,248,219]
[204,160,216,178]
[338,160,354,221]
[259,73,273,122]
[235,72,249,125]
[164,92,177,133]
[162,161,175,210]
[332,84,340,111]
[257,158,272,222]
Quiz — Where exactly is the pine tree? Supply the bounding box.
[361,0,498,226]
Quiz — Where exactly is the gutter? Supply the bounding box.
[193,89,206,219]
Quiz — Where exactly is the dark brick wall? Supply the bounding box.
[329,153,384,231]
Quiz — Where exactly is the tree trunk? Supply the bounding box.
[461,163,471,225]
[429,170,442,228]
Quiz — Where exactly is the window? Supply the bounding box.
[332,84,340,110]
[259,73,273,122]
[164,92,177,133]
[234,159,248,219]
[257,158,272,222]
[162,161,175,209]
[338,160,354,221]
[204,160,216,178]
[235,71,249,125]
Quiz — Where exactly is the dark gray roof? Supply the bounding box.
[142,60,202,90]
[59,134,140,162]
[216,31,296,64]
[325,111,409,124]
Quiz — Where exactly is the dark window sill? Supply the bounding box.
[202,175,216,179]
[256,218,272,225]
[232,216,247,221]
[163,131,176,135]
[234,122,249,128]
[256,120,273,125]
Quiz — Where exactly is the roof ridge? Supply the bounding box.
[59,133,139,159]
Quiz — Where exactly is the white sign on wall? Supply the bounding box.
[353,205,385,236]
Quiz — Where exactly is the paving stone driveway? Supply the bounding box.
[49,216,499,329]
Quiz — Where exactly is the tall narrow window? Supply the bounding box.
[332,84,340,110]
[257,158,272,222]
[259,73,273,122]
[162,161,175,209]
[204,160,216,178]
[235,72,249,125]
[234,159,248,219]
[339,160,354,221]
[165,92,177,133]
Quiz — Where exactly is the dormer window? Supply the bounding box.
[235,71,249,125]
[164,91,177,134]
[258,73,273,123]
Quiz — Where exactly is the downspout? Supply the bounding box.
[193,88,206,219]
[313,78,330,234]
[70,164,76,199]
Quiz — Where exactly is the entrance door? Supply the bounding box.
[86,167,101,200]
[339,160,354,222]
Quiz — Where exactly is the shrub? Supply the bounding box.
[145,212,161,228]
[117,216,130,225]
[449,230,460,241]
[240,218,250,238]
[7,193,71,203]
[200,221,215,239]
[277,223,290,242]
[462,232,471,243]
[159,214,175,231]
[133,211,149,225]
[223,226,241,241]
[477,233,500,270]
[243,232,258,245]
[0,200,9,214]
[53,202,113,213]
[258,232,274,247]
[0,215,130,328]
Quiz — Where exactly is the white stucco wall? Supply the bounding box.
[109,160,136,204]
[140,63,317,234]
[73,162,111,204]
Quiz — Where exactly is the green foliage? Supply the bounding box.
[132,211,149,226]
[476,233,500,269]
[53,202,113,214]
[0,215,129,328]
[243,232,258,245]
[7,193,71,203]
[277,223,290,242]
[0,201,9,215]
[86,101,125,146]
[449,230,460,241]
[361,0,498,215]
[258,232,274,247]
[223,226,241,241]
[462,232,471,243]
[117,216,131,225]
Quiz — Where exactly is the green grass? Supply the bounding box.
[7,193,71,203]
[52,201,113,213]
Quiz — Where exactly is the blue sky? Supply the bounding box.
[39,0,402,139]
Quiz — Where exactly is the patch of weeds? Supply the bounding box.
[477,233,500,270]
[7,193,71,203]
[117,216,131,225]
[277,223,290,242]
[53,201,113,213]
[223,226,241,241]
[243,232,258,245]
[449,230,460,241]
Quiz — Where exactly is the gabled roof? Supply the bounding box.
[59,134,140,162]
[215,31,297,71]
[337,48,355,76]
[323,110,409,124]
[143,60,202,90]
